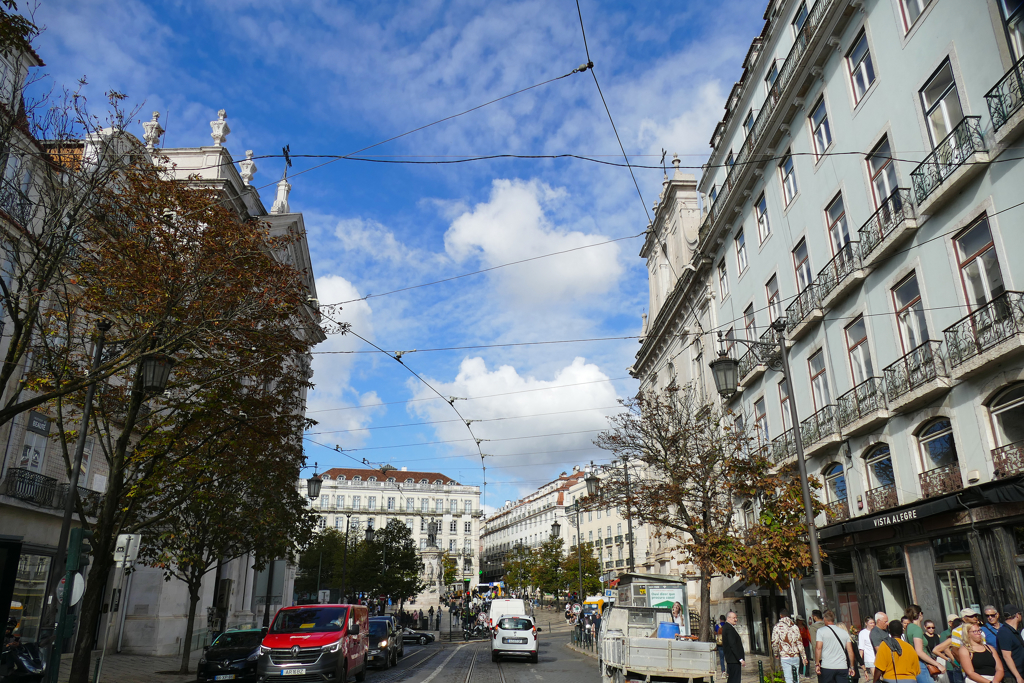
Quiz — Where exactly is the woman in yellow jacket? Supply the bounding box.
[874,622,922,683]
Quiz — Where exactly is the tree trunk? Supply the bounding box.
[700,569,712,643]
[180,581,202,674]
[67,528,115,683]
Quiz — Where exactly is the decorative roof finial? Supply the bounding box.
[210,109,230,146]
[270,174,291,214]
[142,112,163,150]
[239,150,257,186]
[672,153,683,179]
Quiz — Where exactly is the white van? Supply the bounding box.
[491,614,540,663]
[488,598,529,629]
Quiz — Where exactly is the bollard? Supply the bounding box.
[759,659,765,683]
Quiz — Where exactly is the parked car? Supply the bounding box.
[197,629,263,683]
[491,614,540,663]
[373,614,404,657]
[401,627,435,645]
[257,604,368,682]
[367,618,399,669]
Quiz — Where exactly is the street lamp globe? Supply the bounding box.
[551,520,561,538]
[365,526,375,543]
[140,353,175,393]
[306,466,323,501]
[584,469,600,497]
[709,353,740,398]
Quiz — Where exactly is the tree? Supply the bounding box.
[595,384,783,642]
[532,536,565,606]
[295,529,347,597]
[501,543,534,595]
[560,543,603,598]
[349,520,423,602]
[28,157,325,683]
[440,551,457,587]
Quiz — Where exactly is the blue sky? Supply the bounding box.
[34,0,766,510]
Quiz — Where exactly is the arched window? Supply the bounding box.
[990,384,1024,447]
[434,479,443,485]
[405,478,414,483]
[352,476,361,482]
[917,418,958,471]
[387,477,396,483]
[337,475,346,481]
[823,463,847,502]
[368,476,377,482]
[741,502,755,529]
[420,478,429,484]
[321,474,331,480]
[865,445,895,490]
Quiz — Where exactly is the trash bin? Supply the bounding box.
[419,617,428,630]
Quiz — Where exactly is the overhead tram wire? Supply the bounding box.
[311,334,639,354]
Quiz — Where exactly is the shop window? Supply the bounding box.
[11,553,52,643]
[1014,526,1024,554]
[877,545,905,570]
[990,383,1024,447]
[865,445,896,489]
[837,582,862,629]
[824,463,847,503]
[831,552,854,575]
[917,418,959,473]
[937,569,980,618]
[933,535,972,563]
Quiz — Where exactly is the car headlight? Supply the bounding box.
[379,639,388,648]
[321,639,342,653]
[258,644,270,656]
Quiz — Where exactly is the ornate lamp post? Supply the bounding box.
[707,318,828,612]
[305,466,324,596]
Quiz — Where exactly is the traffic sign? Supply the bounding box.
[600,572,614,582]
[57,573,85,606]
[114,533,141,566]
[318,589,331,603]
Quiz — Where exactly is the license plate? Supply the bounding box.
[282,670,306,676]
[214,677,236,681]
[503,637,527,644]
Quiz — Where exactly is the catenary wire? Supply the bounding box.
[310,335,639,354]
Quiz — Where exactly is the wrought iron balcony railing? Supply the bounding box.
[816,241,863,303]
[0,180,34,227]
[910,117,986,203]
[992,440,1024,479]
[883,341,947,402]
[2,467,58,507]
[55,483,103,514]
[985,54,1024,133]
[823,498,850,525]
[858,189,914,261]
[943,291,1024,369]
[770,428,796,465]
[785,285,821,333]
[865,484,898,514]
[836,377,886,429]
[800,404,839,448]
[919,462,963,499]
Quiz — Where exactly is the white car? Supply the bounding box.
[491,614,540,663]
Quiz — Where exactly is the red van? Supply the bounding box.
[256,604,368,682]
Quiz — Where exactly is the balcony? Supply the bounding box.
[866,484,898,514]
[770,428,796,467]
[800,404,841,457]
[883,341,951,413]
[738,328,780,388]
[943,291,1024,379]
[785,285,823,342]
[615,559,625,568]
[615,535,623,544]
[910,117,989,215]
[56,484,103,515]
[604,537,612,546]
[992,441,1024,479]
[816,242,868,310]
[605,561,613,569]
[823,498,850,525]
[2,468,57,507]
[857,189,918,269]
[985,54,1024,143]
[920,463,964,499]
[836,377,888,436]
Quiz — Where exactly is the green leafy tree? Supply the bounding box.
[560,543,603,598]
[501,543,534,594]
[532,536,565,605]
[295,529,347,597]
[440,551,457,587]
[350,519,424,602]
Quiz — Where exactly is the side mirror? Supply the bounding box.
[350,623,360,636]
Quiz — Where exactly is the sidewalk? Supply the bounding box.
[55,650,202,683]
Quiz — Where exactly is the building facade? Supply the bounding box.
[312,467,482,606]
[633,0,1024,654]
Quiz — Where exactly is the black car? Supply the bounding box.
[374,614,404,657]
[367,618,399,669]
[197,629,263,683]
[401,627,435,645]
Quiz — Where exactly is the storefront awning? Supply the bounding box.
[723,579,773,598]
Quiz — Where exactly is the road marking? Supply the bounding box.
[420,643,467,683]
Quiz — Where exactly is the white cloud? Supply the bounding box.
[443,178,623,306]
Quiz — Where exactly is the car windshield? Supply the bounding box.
[211,631,262,649]
[498,617,532,631]
[369,622,387,637]
[271,607,348,634]
[582,604,599,614]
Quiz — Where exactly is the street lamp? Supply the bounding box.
[365,525,375,543]
[140,352,176,394]
[550,520,561,538]
[708,318,829,612]
[571,501,584,604]
[584,468,600,496]
[306,463,323,501]
[341,514,352,602]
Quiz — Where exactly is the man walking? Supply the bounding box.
[858,617,876,679]
[871,612,890,652]
[998,605,1024,683]
[815,610,855,683]
[722,611,745,683]
[772,609,807,683]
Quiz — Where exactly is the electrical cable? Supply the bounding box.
[328,427,606,453]
[310,334,639,354]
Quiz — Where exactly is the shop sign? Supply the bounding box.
[872,509,919,528]
[27,411,50,435]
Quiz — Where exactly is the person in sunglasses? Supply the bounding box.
[982,607,1002,649]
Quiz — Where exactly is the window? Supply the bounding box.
[406,498,414,512]
[810,98,832,157]
[755,193,771,242]
[867,137,899,207]
[597,509,602,519]
[709,184,718,204]
[368,496,377,511]
[847,32,875,103]
[743,109,755,139]
[735,230,748,272]
[918,418,958,471]
[338,495,346,509]
[450,520,457,533]
[320,495,328,508]
[809,349,831,409]
[893,273,930,352]
[999,0,1023,59]
[955,217,1005,310]
[464,500,471,513]
[824,463,847,502]
[792,1,809,33]
[19,431,47,473]
[826,194,850,254]
[465,521,472,533]
[587,511,592,522]
[335,517,341,529]
[900,0,934,31]
[352,495,361,510]
[368,476,376,482]
[845,317,874,384]
[450,499,458,513]
[921,60,964,146]
[766,275,781,323]
[726,151,735,171]
[744,304,757,341]
[421,519,426,531]
[991,384,1024,448]
[793,239,813,293]
[588,530,593,542]
[352,476,361,482]
[866,445,895,489]
[435,499,443,513]
[754,398,769,445]
[765,61,780,93]
[420,498,428,511]
[616,522,622,534]
[387,497,395,511]
[779,379,792,431]
[742,503,756,529]
[718,260,729,298]
[780,151,798,205]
